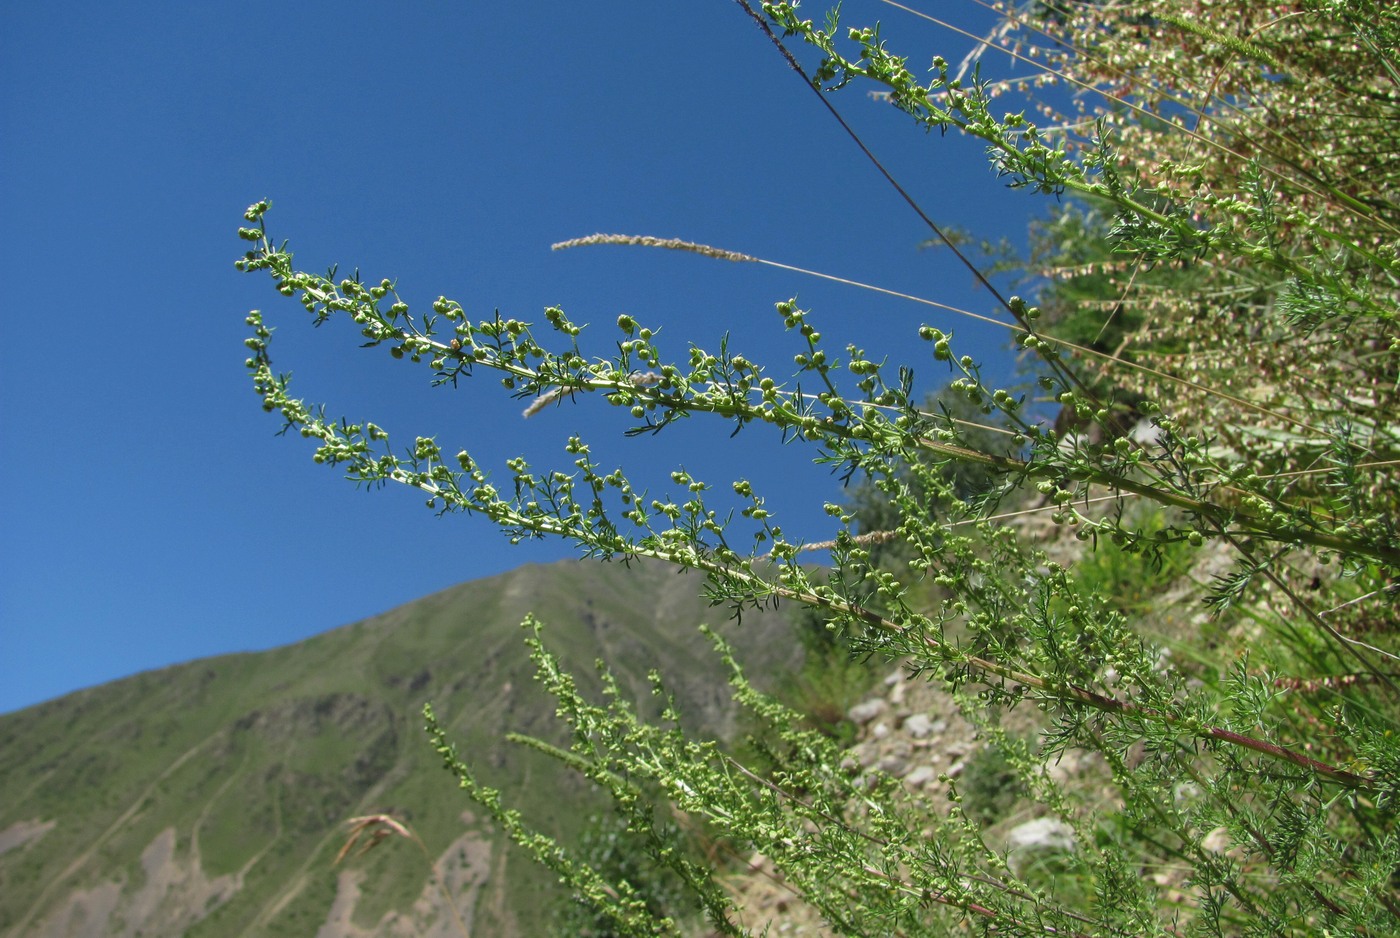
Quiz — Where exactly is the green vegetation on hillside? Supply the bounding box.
[0,561,797,936]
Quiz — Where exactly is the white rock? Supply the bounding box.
[904,714,934,738]
[848,698,888,724]
[879,754,910,776]
[1006,818,1077,874]
[904,765,937,788]
[1200,826,1232,855]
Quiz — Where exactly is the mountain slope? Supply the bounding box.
[0,558,801,937]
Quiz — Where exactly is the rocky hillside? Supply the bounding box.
[0,558,800,937]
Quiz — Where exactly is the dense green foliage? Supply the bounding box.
[237,0,1399,934]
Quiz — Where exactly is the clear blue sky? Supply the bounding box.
[1,2,1040,714]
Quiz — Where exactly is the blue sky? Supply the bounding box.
[1,2,1040,714]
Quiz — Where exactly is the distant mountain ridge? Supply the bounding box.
[0,558,800,937]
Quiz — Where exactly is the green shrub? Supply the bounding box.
[236,0,1400,933]
[549,808,703,937]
